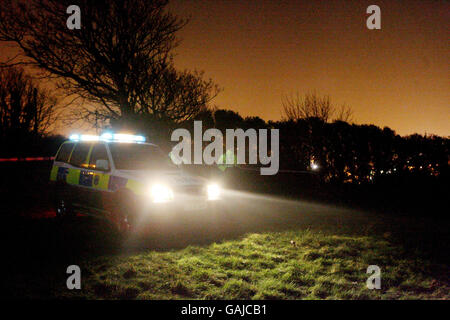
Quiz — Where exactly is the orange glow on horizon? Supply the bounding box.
[0,0,448,137]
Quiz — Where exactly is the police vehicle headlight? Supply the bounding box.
[151,184,174,203]
[207,183,221,200]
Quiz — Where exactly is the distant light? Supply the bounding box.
[311,163,319,170]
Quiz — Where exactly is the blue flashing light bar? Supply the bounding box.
[69,134,80,141]
[69,133,146,143]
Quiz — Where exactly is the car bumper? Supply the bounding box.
[139,195,222,215]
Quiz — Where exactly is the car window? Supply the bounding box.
[108,143,175,170]
[69,142,92,168]
[89,143,109,170]
[55,142,74,163]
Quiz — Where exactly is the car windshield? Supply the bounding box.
[109,143,175,170]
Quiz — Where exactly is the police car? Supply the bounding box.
[49,133,222,232]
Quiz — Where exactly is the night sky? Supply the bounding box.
[0,0,448,136]
[169,0,449,136]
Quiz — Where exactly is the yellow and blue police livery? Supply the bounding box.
[49,133,222,232]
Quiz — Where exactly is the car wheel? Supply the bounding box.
[112,199,137,236]
[115,213,133,234]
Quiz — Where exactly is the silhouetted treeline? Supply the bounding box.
[185,108,449,185]
[272,118,448,183]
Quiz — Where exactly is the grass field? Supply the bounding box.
[46,203,449,300]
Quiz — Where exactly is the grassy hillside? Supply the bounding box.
[52,212,449,300]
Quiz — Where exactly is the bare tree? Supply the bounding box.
[138,67,219,124]
[0,67,59,139]
[335,103,353,122]
[0,0,218,128]
[282,92,353,123]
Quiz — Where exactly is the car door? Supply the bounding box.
[51,141,75,202]
[87,142,112,213]
[67,141,93,209]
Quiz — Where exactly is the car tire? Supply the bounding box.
[112,195,138,236]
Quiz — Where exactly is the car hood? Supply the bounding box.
[115,169,206,187]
